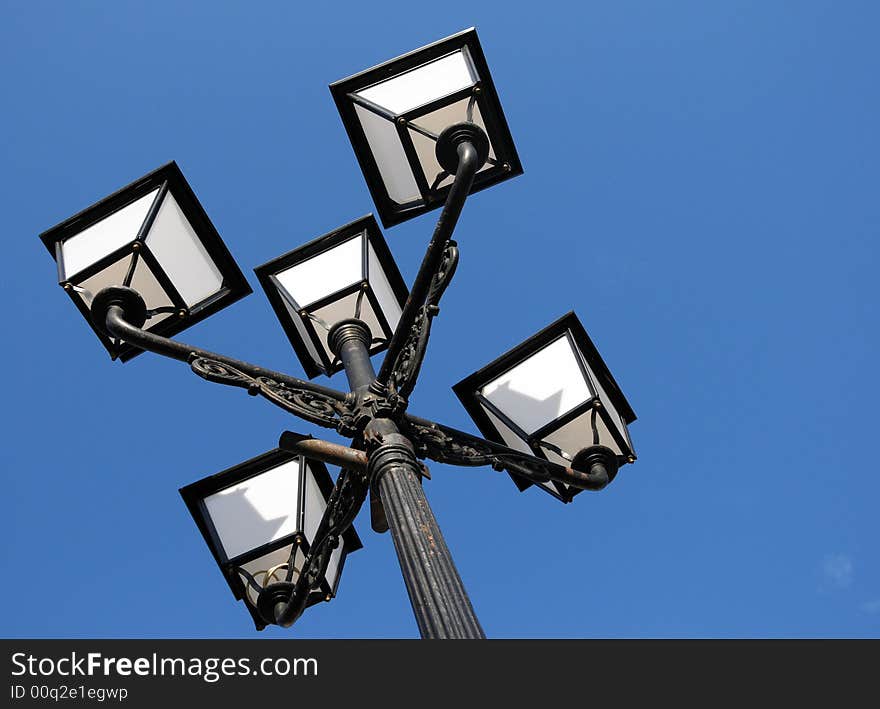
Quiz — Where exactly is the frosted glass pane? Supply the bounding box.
[409,99,496,189]
[129,258,175,328]
[325,540,344,594]
[312,290,385,361]
[483,406,559,496]
[146,191,224,307]
[74,255,174,329]
[302,464,343,593]
[281,294,322,367]
[204,459,302,561]
[61,188,159,279]
[357,50,478,114]
[276,234,363,309]
[482,335,594,434]
[574,342,629,450]
[303,462,326,544]
[354,105,420,204]
[482,406,531,455]
[367,242,402,331]
[543,410,623,459]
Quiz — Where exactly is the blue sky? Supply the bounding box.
[3,1,878,638]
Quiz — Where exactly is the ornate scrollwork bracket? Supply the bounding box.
[401,415,612,492]
[266,461,371,628]
[386,241,459,402]
[189,357,350,430]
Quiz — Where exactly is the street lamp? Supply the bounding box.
[453,312,637,503]
[180,447,362,631]
[39,162,251,361]
[40,28,638,638]
[254,215,408,379]
[330,27,522,227]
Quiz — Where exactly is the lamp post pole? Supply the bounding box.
[316,135,486,638]
[329,317,485,639]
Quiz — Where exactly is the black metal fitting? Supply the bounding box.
[257,581,297,626]
[366,432,419,490]
[328,318,375,394]
[91,286,147,333]
[435,122,490,174]
[328,318,372,356]
[571,445,619,487]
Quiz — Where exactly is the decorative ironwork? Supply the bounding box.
[427,240,459,307]
[387,241,459,400]
[190,357,349,429]
[274,464,370,626]
[403,417,573,487]
[402,418,496,467]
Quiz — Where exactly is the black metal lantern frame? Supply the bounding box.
[39,161,252,361]
[254,214,409,379]
[453,312,637,502]
[180,447,363,631]
[330,27,523,227]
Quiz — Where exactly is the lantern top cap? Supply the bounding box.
[453,312,637,425]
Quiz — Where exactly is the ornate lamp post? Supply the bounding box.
[40,28,637,639]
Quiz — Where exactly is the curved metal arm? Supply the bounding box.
[101,301,352,431]
[273,463,370,627]
[376,139,482,392]
[402,413,615,491]
[103,304,347,403]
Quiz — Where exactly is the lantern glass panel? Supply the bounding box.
[480,335,593,434]
[408,97,496,190]
[274,233,364,309]
[59,188,159,279]
[543,411,624,464]
[203,457,302,562]
[481,407,530,455]
[240,545,307,607]
[279,295,323,366]
[588,354,630,452]
[368,241,402,322]
[482,407,562,497]
[303,465,345,590]
[353,105,421,204]
[145,191,224,307]
[74,256,174,330]
[356,49,477,114]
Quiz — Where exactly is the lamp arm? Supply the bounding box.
[401,413,615,492]
[375,135,483,396]
[272,462,371,628]
[99,297,350,430]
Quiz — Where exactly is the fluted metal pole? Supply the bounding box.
[328,319,485,639]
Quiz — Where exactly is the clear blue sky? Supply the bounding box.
[3,1,878,638]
